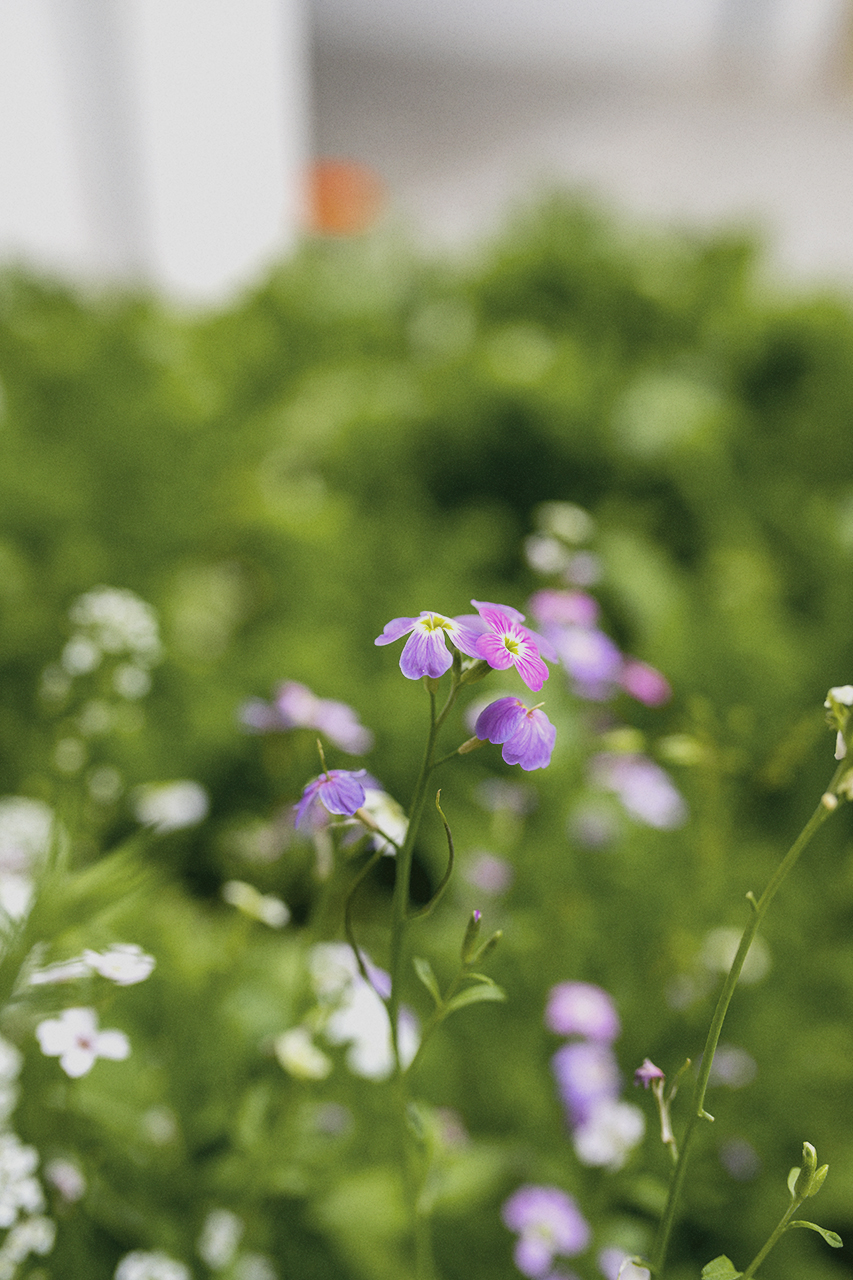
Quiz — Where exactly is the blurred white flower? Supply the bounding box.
[234,1255,277,1280]
[197,1208,243,1270]
[83,944,156,985]
[44,1157,86,1203]
[0,1133,44,1227]
[274,1027,332,1081]
[598,1246,651,1280]
[221,881,290,928]
[133,781,209,834]
[0,1213,55,1276]
[114,1250,191,1280]
[69,588,162,664]
[35,1007,130,1078]
[572,1098,645,1171]
[357,788,408,855]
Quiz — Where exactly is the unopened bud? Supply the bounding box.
[457,737,483,755]
[794,1142,818,1198]
[461,910,482,963]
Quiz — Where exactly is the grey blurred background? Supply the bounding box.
[2,0,852,302]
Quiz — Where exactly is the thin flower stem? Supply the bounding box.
[740,1197,802,1279]
[650,762,846,1277]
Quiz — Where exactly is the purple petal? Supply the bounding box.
[471,599,526,625]
[318,770,367,816]
[294,777,323,829]
[400,628,453,679]
[374,615,419,646]
[545,982,620,1042]
[475,696,526,744]
[512,644,550,692]
[475,631,515,671]
[501,709,555,770]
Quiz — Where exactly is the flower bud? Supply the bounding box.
[461,910,482,963]
[794,1142,821,1198]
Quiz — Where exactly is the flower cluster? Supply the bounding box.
[501,1183,590,1278]
[240,680,373,754]
[547,982,645,1171]
[0,1037,55,1279]
[276,943,419,1083]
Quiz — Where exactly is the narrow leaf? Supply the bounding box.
[701,1256,743,1279]
[444,983,507,1014]
[412,956,442,1006]
[788,1221,843,1248]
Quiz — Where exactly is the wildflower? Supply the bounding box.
[501,1184,590,1278]
[529,589,600,629]
[83,944,156,985]
[35,1007,130,1078]
[44,1158,86,1203]
[552,1041,621,1127]
[634,1058,665,1089]
[374,612,480,680]
[198,1208,243,1270]
[114,1251,191,1280]
[620,659,671,706]
[598,1247,651,1280]
[546,982,621,1043]
[308,943,419,1080]
[222,881,290,927]
[590,753,687,830]
[464,852,514,895]
[572,1098,645,1170]
[0,1215,56,1276]
[294,769,367,830]
[240,681,373,754]
[553,627,623,700]
[475,697,556,771]
[68,587,162,665]
[133,781,209,833]
[465,602,553,691]
[0,1134,44,1227]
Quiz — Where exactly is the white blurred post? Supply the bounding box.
[0,0,309,303]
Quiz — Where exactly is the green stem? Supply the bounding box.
[650,763,845,1277]
[740,1197,802,1279]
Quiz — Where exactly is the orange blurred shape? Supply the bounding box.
[305,158,386,235]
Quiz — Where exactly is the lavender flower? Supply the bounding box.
[590,753,687,830]
[528,589,600,630]
[502,1184,590,1278]
[294,770,367,830]
[634,1058,665,1089]
[620,659,671,707]
[546,982,620,1043]
[374,612,480,680]
[552,1040,621,1127]
[475,697,556,771]
[240,681,373,754]
[553,627,623,700]
[572,1098,645,1170]
[463,601,554,692]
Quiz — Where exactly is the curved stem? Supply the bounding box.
[651,763,845,1276]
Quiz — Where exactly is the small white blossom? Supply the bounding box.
[274,1027,332,1081]
[69,588,162,664]
[36,1007,130,1078]
[221,881,290,928]
[133,782,209,833]
[44,1157,86,1203]
[572,1098,645,1170]
[0,1134,44,1228]
[197,1208,243,1270]
[83,944,156,985]
[114,1249,191,1280]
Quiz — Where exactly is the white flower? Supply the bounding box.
[598,1246,651,1280]
[197,1208,243,1270]
[69,588,162,664]
[357,788,408,856]
[0,1133,44,1228]
[307,943,419,1081]
[114,1250,191,1280]
[221,881,290,928]
[572,1098,645,1170]
[35,1008,130,1078]
[0,1213,55,1263]
[0,798,54,873]
[0,1038,21,1086]
[83,944,156,985]
[44,1157,86,1203]
[274,1027,332,1081]
[133,782,209,834]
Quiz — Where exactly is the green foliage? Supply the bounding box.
[1,197,853,1279]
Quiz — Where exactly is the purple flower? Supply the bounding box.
[374,612,481,680]
[294,770,367,830]
[620,660,671,707]
[475,697,556,771]
[553,627,623,699]
[590,753,687,830]
[502,1185,590,1278]
[546,982,620,1043]
[529,589,600,629]
[634,1058,665,1089]
[552,1040,621,1127]
[464,601,553,692]
[240,681,374,754]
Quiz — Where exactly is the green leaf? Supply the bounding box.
[412,956,442,1006]
[701,1256,743,1279]
[443,983,507,1014]
[788,1221,843,1248]
[465,971,498,986]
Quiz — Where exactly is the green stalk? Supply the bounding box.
[650,762,845,1276]
[740,1197,802,1279]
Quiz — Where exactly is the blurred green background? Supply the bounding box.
[2,198,853,1279]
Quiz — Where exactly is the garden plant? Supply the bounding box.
[1,196,853,1279]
